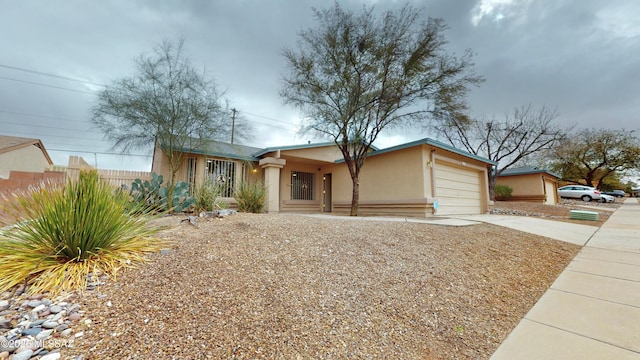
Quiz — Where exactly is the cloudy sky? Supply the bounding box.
[1,0,638,171]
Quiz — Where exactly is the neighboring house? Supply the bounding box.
[0,135,53,179]
[152,137,495,217]
[0,135,64,195]
[496,166,560,205]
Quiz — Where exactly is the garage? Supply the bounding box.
[496,167,560,204]
[543,178,558,205]
[434,160,484,215]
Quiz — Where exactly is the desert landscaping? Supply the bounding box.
[52,207,585,359]
[1,199,625,359]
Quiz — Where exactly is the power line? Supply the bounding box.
[0,110,295,139]
[0,64,302,136]
[0,109,87,124]
[0,64,298,127]
[0,129,104,143]
[0,120,93,133]
[0,63,106,87]
[0,76,97,95]
[242,118,296,133]
[47,148,152,157]
[242,110,300,126]
[0,110,296,136]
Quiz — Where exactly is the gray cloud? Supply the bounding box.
[1,0,637,170]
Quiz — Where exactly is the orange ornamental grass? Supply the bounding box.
[0,170,166,295]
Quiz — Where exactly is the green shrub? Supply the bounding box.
[234,181,267,213]
[0,170,164,295]
[494,184,513,200]
[193,180,228,211]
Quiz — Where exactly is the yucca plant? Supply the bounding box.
[234,181,267,213]
[0,170,165,295]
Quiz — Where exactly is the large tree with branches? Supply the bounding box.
[433,105,567,199]
[548,128,640,188]
[92,39,243,209]
[281,3,482,215]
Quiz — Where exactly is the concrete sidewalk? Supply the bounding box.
[491,198,640,359]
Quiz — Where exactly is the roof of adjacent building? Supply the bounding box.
[0,134,53,164]
[337,137,496,165]
[499,166,560,178]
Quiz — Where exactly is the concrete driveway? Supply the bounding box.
[447,214,600,246]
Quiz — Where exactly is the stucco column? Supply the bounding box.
[259,157,286,213]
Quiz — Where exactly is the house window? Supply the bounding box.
[291,171,315,200]
[186,157,197,193]
[206,159,236,197]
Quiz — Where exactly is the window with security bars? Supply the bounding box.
[206,159,236,197]
[291,171,315,200]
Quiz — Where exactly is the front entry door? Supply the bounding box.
[322,173,332,212]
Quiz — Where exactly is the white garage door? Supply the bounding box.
[543,179,557,205]
[434,160,483,215]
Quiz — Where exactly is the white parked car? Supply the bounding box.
[599,194,615,203]
[557,185,602,202]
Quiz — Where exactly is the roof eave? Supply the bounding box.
[499,170,561,178]
[0,139,53,165]
[336,138,496,165]
[174,147,259,162]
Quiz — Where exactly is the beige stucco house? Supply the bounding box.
[151,137,496,217]
[0,135,53,179]
[496,166,560,205]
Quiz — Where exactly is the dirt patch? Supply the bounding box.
[65,213,580,359]
[492,200,620,226]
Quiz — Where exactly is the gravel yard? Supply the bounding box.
[63,212,581,359]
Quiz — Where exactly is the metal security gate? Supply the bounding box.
[206,159,236,197]
[291,171,315,200]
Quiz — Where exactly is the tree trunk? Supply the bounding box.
[342,157,361,216]
[350,174,360,216]
[167,169,177,212]
[584,169,596,188]
[488,172,497,201]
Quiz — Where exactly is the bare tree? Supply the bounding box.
[281,3,483,215]
[433,105,568,199]
[92,39,244,209]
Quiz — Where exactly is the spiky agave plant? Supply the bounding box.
[0,170,165,295]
